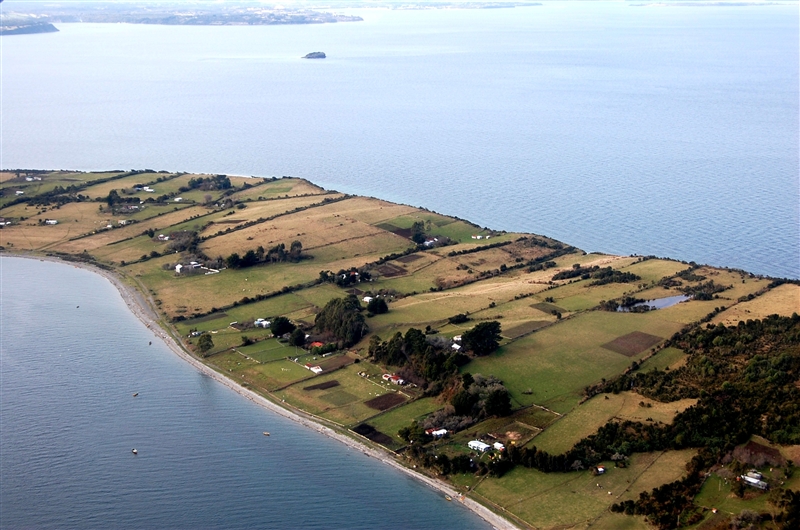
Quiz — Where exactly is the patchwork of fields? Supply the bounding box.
[3,170,796,530]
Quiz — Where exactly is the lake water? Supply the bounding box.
[1,2,797,278]
[0,257,489,528]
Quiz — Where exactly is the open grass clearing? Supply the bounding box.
[712,283,800,326]
[530,392,697,454]
[228,178,327,202]
[474,449,694,530]
[0,202,115,250]
[638,347,687,372]
[234,339,291,363]
[366,397,442,443]
[278,363,401,425]
[198,193,344,244]
[467,311,683,414]
[78,173,177,199]
[693,474,777,518]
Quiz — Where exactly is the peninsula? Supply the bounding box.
[1,169,798,529]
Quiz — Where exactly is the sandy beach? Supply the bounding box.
[6,253,520,530]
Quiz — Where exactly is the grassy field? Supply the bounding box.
[638,347,687,372]
[366,397,443,444]
[277,363,405,426]
[467,310,685,413]
[712,282,800,326]
[473,449,695,529]
[530,392,697,454]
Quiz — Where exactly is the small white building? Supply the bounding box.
[44,219,58,225]
[174,197,183,202]
[468,440,491,453]
[453,335,462,343]
[493,442,505,451]
[157,234,170,241]
[118,220,130,226]
[189,261,201,269]
[362,296,374,303]
[431,429,448,439]
[143,186,155,192]
[15,190,24,195]
[254,319,271,328]
[742,475,769,490]
[175,264,183,273]
[451,343,462,351]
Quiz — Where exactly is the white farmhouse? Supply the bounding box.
[468,440,491,453]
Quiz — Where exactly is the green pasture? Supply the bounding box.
[366,397,442,443]
[638,347,687,372]
[693,474,775,516]
[530,392,696,455]
[466,310,683,414]
[474,450,694,530]
[623,258,687,284]
[278,364,401,426]
[233,339,291,363]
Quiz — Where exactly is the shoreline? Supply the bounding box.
[4,252,520,530]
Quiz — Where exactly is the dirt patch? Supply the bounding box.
[352,423,395,446]
[602,331,663,357]
[504,320,550,339]
[364,392,407,411]
[184,312,228,324]
[375,223,412,239]
[303,380,340,391]
[396,254,423,263]
[344,287,364,296]
[317,355,353,372]
[377,263,406,278]
[214,219,246,224]
[531,302,565,315]
[732,440,786,467]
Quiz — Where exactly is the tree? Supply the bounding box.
[289,328,306,347]
[367,297,388,314]
[314,295,367,347]
[270,316,296,337]
[289,240,303,261]
[107,189,120,207]
[461,321,502,356]
[226,252,242,269]
[484,387,512,417]
[410,221,426,244]
[197,334,214,353]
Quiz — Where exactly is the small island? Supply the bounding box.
[1,169,798,530]
[302,52,327,59]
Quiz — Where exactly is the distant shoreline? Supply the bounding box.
[3,252,519,530]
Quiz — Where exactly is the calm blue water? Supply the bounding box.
[0,257,488,529]
[1,3,798,278]
[2,2,798,279]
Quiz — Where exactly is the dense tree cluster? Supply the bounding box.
[450,373,512,418]
[461,321,502,356]
[588,267,641,286]
[225,241,305,269]
[166,230,200,253]
[680,279,730,300]
[598,296,648,312]
[179,174,231,193]
[368,328,467,388]
[314,295,367,347]
[366,297,388,314]
[318,267,371,287]
[552,263,600,281]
